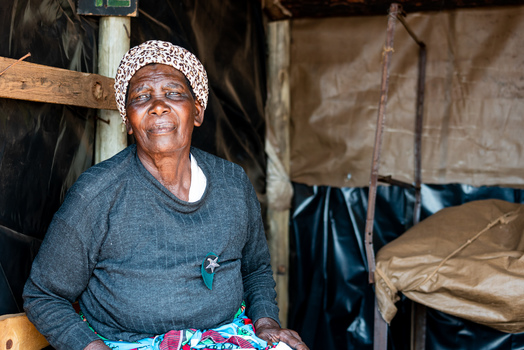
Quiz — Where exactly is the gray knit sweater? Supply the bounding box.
[23,145,279,350]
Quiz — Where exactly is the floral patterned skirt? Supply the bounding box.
[82,302,278,350]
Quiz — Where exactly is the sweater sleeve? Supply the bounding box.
[240,174,280,326]
[23,205,102,350]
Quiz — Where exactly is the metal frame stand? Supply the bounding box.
[363,3,427,350]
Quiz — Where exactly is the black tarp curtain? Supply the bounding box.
[289,183,524,349]
[0,0,98,315]
[1,1,523,349]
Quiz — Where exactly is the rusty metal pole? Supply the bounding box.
[411,43,428,350]
[412,39,426,228]
[364,2,400,284]
[367,4,401,350]
[395,12,429,350]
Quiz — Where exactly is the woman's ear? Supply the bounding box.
[193,102,204,127]
[125,119,133,135]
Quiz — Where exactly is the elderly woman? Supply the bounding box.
[23,41,308,350]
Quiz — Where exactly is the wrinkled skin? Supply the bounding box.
[255,317,310,350]
[125,63,203,201]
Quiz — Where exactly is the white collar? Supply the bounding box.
[188,153,207,202]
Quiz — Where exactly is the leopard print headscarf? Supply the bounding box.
[114,40,209,123]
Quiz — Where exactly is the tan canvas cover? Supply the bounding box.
[374,199,524,333]
[289,6,524,188]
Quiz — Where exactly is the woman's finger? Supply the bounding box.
[294,341,309,350]
[276,329,309,350]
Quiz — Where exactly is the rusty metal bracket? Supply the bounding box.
[368,6,401,349]
[378,175,415,189]
[366,3,428,350]
[364,2,401,287]
[411,24,428,350]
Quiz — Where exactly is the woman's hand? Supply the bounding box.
[255,317,309,350]
[84,339,111,350]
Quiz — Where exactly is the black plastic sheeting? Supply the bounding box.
[288,183,524,350]
[0,1,98,316]
[0,0,267,316]
[0,1,98,240]
[0,225,41,315]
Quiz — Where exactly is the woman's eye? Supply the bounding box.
[133,94,149,101]
[167,91,180,97]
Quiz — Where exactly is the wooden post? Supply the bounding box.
[265,20,291,327]
[95,16,130,164]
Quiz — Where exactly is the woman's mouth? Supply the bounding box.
[148,122,177,134]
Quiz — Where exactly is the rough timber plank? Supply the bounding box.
[266,20,291,328]
[0,313,49,350]
[261,0,524,20]
[0,56,117,110]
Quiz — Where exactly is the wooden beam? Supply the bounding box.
[0,313,49,350]
[266,20,291,328]
[261,0,524,20]
[0,56,117,110]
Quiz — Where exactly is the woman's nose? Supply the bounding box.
[149,97,170,116]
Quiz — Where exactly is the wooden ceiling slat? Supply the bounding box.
[261,0,524,20]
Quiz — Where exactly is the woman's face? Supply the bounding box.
[125,63,203,158]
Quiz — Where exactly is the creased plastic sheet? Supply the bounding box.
[289,182,524,349]
[0,0,97,315]
[0,225,41,315]
[289,6,524,188]
[266,139,294,210]
[0,0,97,240]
